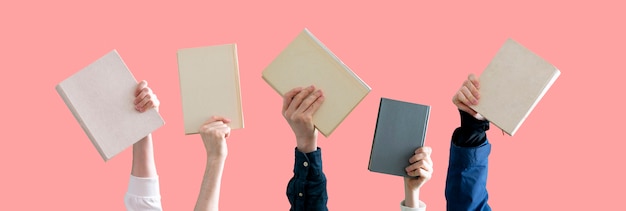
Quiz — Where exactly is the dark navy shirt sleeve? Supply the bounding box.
[445,110,492,211]
[287,147,328,211]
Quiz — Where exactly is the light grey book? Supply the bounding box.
[470,38,561,136]
[368,98,430,177]
[56,50,165,161]
[262,28,371,137]
[177,44,244,135]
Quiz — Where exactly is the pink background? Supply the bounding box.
[1,0,624,210]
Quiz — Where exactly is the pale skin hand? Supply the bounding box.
[403,146,433,208]
[452,74,485,120]
[194,116,232,211]
[131,80,159,178]
[282,85,325,153]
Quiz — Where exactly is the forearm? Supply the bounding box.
[195,155,226,211]
[403,181,420,208]
[131,134,157,178]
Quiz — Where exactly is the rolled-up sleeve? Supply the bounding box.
[124,175,162,211]
[287,147,328,211]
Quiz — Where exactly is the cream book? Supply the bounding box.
[471,38,561,136]
[177,44,244,135]
[262,28,371,137]
[56,50,165,161]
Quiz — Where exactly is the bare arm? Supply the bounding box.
[403,146,433,209]
[131,80,160,178]
[125,80,162,211]
[194,116,231,211]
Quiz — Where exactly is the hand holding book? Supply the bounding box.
[281,85,325,153]
[452,74,485,120]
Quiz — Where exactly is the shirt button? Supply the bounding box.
[298,193,303,197]
[303,162,309,167]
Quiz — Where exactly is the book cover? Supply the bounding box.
[177,44,244,134]
[262,28,371,137]
[368,98,430,177]
[56,50,165,161]
[470,38,561,136]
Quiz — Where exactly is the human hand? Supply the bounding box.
[404,146,433,191]
[452,74,484,120]
[199,116,232,159]
[134,80,160,112]
[282,85,325,153]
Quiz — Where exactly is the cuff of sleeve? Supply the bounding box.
[293,147,323,179]
[459,109,490,131]
[126,175,161,197]
[400,200,427,211]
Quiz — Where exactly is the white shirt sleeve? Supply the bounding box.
[400,200,426,211]
[124,175,163,211]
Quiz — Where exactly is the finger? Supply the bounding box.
[464,79,480,100]
[409,146,432,164]
[141,100,154,112]
[212,124,231,138]
[408,152,425,164]
[221,126,231,138]
[414,146,432,155]
[296,89,323,115]
[460,86,478,105]
[135,80,148,96]
[134,88,150,105]
[408,167,428,177]
[135,92,153,112]
[420,159,433,172]
[286,85,315,115]
[405,160,433,175]
[454,90,471,107]
[414,168,432,179]
[203,116,231,125]
[303,92,325,116]
[199,120,227,134]
[468,74,480,89]
[405,160,425,173]
[282,87,303,113]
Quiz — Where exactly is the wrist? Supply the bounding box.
[296,142,317,153]
[206,146,228,161]
[404,179,420,208]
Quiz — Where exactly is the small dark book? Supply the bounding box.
[368,98,430,177]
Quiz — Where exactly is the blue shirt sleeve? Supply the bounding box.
[445,110,492,211]
[287,147,328,211]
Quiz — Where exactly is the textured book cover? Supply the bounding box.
[368,98,430,177]
[262,28,371,137]
[56,50,165,161]
[177,44,244,135]
[471,38,561,136]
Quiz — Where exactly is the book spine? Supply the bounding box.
[231,44,245,129]
[303,29,372,91]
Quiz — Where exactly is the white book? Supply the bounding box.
[262,28,371,137]
[56,50,165,161]
[177,44,244,135]
[471,38,561,136]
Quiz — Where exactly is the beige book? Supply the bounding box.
[471,38,561,136]
[177,44,244,135]
[262,28,371,137]
[56,50,165,161]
